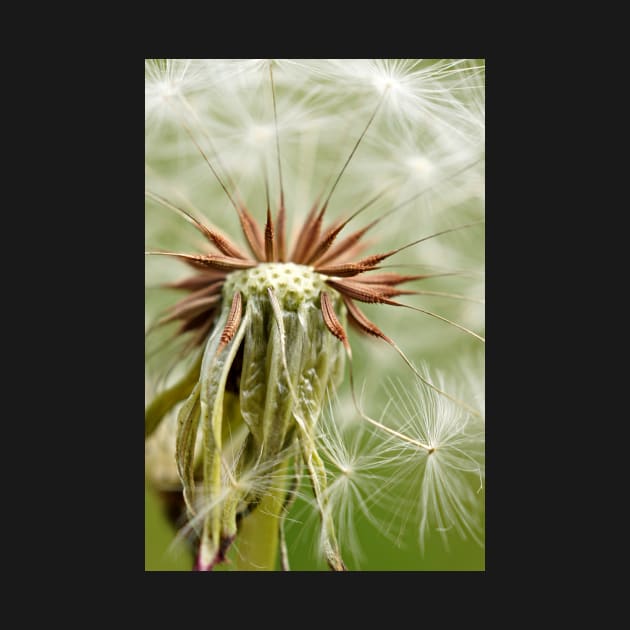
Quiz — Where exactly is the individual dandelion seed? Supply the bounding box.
[307,394,406,567]
[366,370,485,555]
[145,58,484,571]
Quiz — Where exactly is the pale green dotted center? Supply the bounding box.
[223,262,329,310]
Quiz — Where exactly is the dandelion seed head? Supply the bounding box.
[407,154,435,175]
[145,59,485,570]
[145,59,212,126]
[248,123,273,145]
[372,71,405,101]
[223,262,327,310]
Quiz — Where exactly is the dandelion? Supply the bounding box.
[145,58,484,571]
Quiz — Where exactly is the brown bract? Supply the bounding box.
[149,194,428,354]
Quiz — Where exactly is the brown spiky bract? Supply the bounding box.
[150,194,438,355]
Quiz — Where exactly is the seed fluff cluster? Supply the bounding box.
[145,59,485,571]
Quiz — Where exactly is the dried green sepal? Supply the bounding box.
[175,263,348,570]
[145,353,202,438]
[198,307,250,569]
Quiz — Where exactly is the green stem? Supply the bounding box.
[231,460,289,571]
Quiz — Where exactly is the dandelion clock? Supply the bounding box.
[145,59,485,571]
